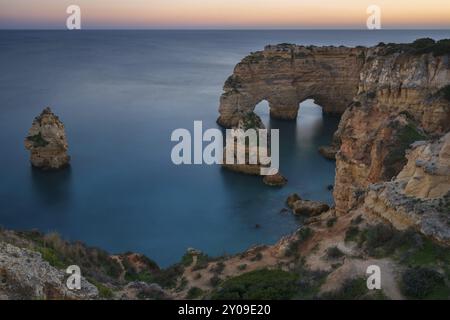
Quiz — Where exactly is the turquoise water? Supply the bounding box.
[0,30,448,266]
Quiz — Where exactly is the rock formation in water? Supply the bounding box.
[24,107,70,170]
[218,39,450,240]
[217,44,365,127]
[221,112,287,186]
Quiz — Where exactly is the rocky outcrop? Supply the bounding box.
[262,173,287,187]
[24,107,70,170]
[334,44,450,214]
[0,242,98,300]
[291,200,330,216]
[285,193,329,216]
[219,39,450,242]
[318,145,338,160]
[364,133,450,244]
[217,44,365,127]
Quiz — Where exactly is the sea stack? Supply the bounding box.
[24,107,70,170]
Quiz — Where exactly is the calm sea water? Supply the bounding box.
[0,30,448,266]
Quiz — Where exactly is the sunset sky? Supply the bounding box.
[0,0,449,29]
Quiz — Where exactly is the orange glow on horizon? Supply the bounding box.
[0,0,449,28]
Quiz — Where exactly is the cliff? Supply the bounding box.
[335,42,450,214]
[217,44,365,127]
[24,107,70,170]
[364,133,450,245]
[218,39,450,223]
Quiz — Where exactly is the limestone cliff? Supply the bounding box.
[334,43,450,213]
[217,44,365,127]
[24,107,70,170]
[0,242,98,300]
[218,39,450,241]
[364,133,450,245]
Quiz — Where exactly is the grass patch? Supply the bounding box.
[345,226,360,243]
[26,132,49,148]
[88,278,114,299]
[211,269,299,300]
[401,267,450,299]
[186,287,204,299]
[37,247,66,269]
[322,278,374,300]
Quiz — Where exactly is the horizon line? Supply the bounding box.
[1,27,450,31]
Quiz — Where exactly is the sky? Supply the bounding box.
[0,0,449,29]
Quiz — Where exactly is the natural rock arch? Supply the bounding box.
[217,44,366,127]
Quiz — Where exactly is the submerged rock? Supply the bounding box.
[263,173,287,187]
[24,107,70,170]
[318,145,338,160]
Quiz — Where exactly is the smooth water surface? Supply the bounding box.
[0,30,448,266]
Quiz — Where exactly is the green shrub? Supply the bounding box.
[297,227,313,241]
[380,38,450,57]
[211,269,299,300]
[364,223,395,256]
[27,133,49,147]
[181,253,194,267]
[186,287,204,299]
[345,226,360,243]
[89,279,114,299]
[351,215,363,225]
[250,252,263,261]
[438,85,450,102]
[192,254,211,271]
[210,262,225,274]
[326,217,337,228]
[152,265,184,289]
[37,247,66,269]
[326,246,344,259]
[322,278,368,300]
[237,264,247,271]
[362,224,417,258]
[210,275,222,287]
[401,267,448,299]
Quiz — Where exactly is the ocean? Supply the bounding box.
[0,30,448,266]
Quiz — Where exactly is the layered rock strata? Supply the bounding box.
[219,40,450,242]
[24,107,70,170]
[364,133,450,244]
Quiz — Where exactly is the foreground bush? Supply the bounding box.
[401,267,447,299]
[211,269,299,300]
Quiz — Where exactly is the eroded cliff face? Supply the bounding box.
[335,46,450,213]
[364,133,450,244]
[218,41,450,239]
[24,107,70,170]
[0,242,98,300]
[217,44,365,127]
